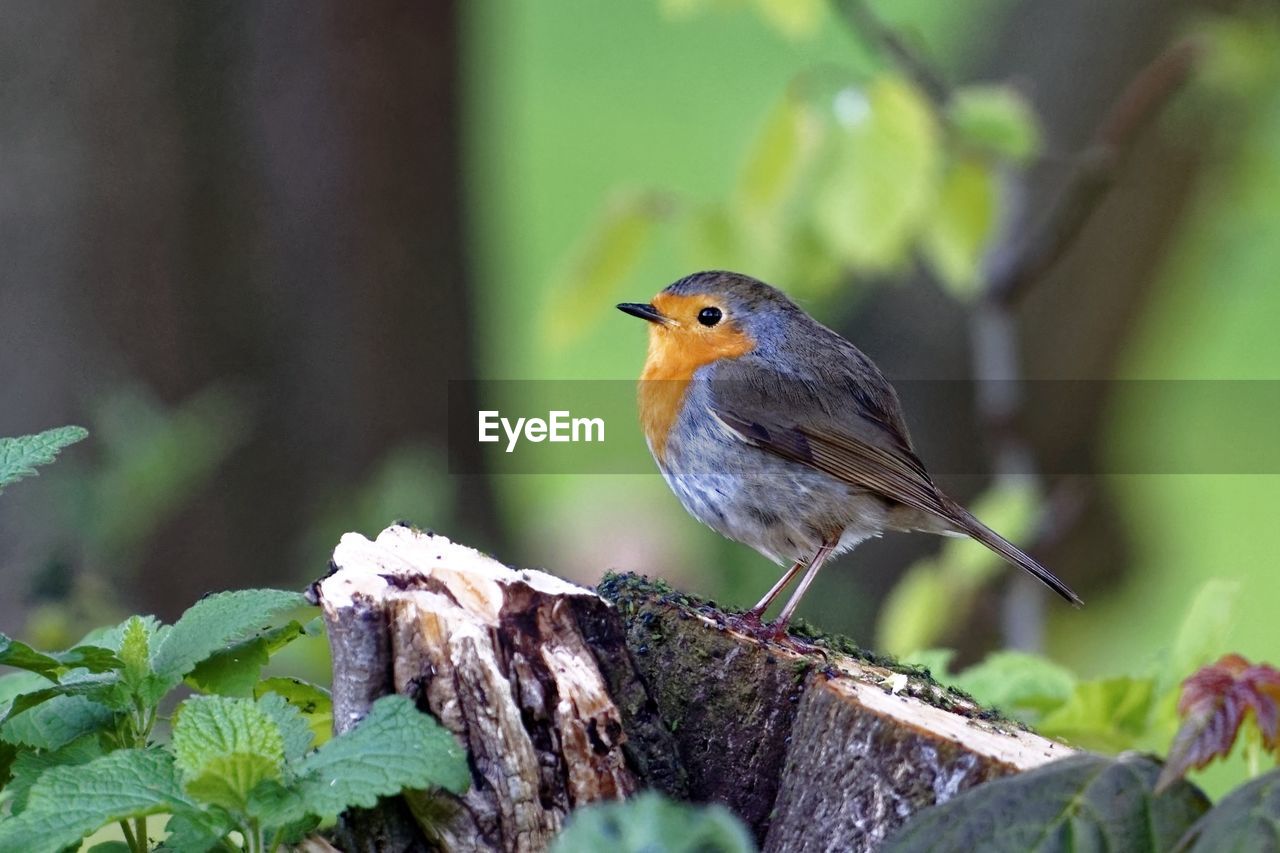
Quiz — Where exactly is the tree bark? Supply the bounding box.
[314,526,1072,852]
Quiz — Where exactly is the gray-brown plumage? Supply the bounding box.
[619,271,1081,637]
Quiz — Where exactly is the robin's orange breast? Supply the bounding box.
[638,293,755,462]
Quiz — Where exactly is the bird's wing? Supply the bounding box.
[706,354,1083,605]
[706,350,945,516]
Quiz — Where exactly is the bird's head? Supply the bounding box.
[617,271,799,379]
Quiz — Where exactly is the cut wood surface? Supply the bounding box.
[311,525,1072,852]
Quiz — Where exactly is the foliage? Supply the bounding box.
[879,480,1039,656]
[0,426,87,495]
[1173,768,1280,852]
[906,579,1240,758]
[0,588,466,853]
[884,752,1210,853]
[551,791,755,853]
[1156,654,1280,793]
[547,6,1043,338]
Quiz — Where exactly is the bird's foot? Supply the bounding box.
[725,608,767,635]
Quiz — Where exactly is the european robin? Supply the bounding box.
[618,270,1081,639]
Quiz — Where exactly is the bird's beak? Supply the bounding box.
[616,303,671,326]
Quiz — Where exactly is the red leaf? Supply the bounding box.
[1156,654,1280,792]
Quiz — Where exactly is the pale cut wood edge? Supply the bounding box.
[597,574,1072,850]
[313,524,673,852]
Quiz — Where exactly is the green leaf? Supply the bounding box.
[0,673,119,727]
[738,90,825,220]
[753,0,824,40]
[922,156,998,298]
[55,644,122,673]
[877,480,1039,656]
[0,748,188,853]
[0,634,120,683]
[0,425,88,494]
[255,692,315,767]
[1173,768,1280,851]
[87,843,133,853]
[948,85,1042,164]
[814,76,940,270]
[186,620,306,698]
[551,791,755,853]
[0,695,116,750]
[6,733,104,813]
[150,588,309,690]
[171,695,285,812]
[119,615,153,689]
[1038,677,1157,751]
[248,695,469,829]
[155,808,238,853]
[255,678,332,749]
[883,753,1209,853]
[0,634,64,679]
[901,649,956,681]
[546,190,669,348]
[1161,579,1240,699]
[951,651,1077,723]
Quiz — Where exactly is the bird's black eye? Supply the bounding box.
[697,306,722,327]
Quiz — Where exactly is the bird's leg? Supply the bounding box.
[740,558,806,626]
[767,540,837,641]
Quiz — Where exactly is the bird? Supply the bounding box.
[618,270,1081,640]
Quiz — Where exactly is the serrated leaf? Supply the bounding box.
[1157,654,1280,792]
[0,671,49,704]
[185,752,283,814]
[0,634,67,680]
[7,733,104,812]
[1038,677,1157,751]
[119,616,152,689]
[256,678,333,748]
[883,753,1209,853]
[1173,768,1280,852]
[155,807,238,853]
[0,695,116,750]
[0,672,119,726]
[186,620,306,698]
[248,695,468,829]
[922,156,998,298]
[255,692,315,767]
[0,748,188,853]
[551,791,754,853]
[948,85,1042,164]
[951,651,1077,723]
[172,695,285,812]
[151,588,308,689]
[815,76,940,270]
[0,426,88,494]
[55,644,122,673]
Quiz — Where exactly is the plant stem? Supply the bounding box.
[134,815,147,850]
[119,819,139,852]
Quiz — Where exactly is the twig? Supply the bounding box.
[831,0,950,106]
[984,39,1200,308]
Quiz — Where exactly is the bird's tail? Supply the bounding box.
[942,497,1083,607]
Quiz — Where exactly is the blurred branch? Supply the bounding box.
[974,38,1199,649]
[984,39,1200,308]
[831,0,950,105]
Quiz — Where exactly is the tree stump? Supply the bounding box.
[311,525,1072,852]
